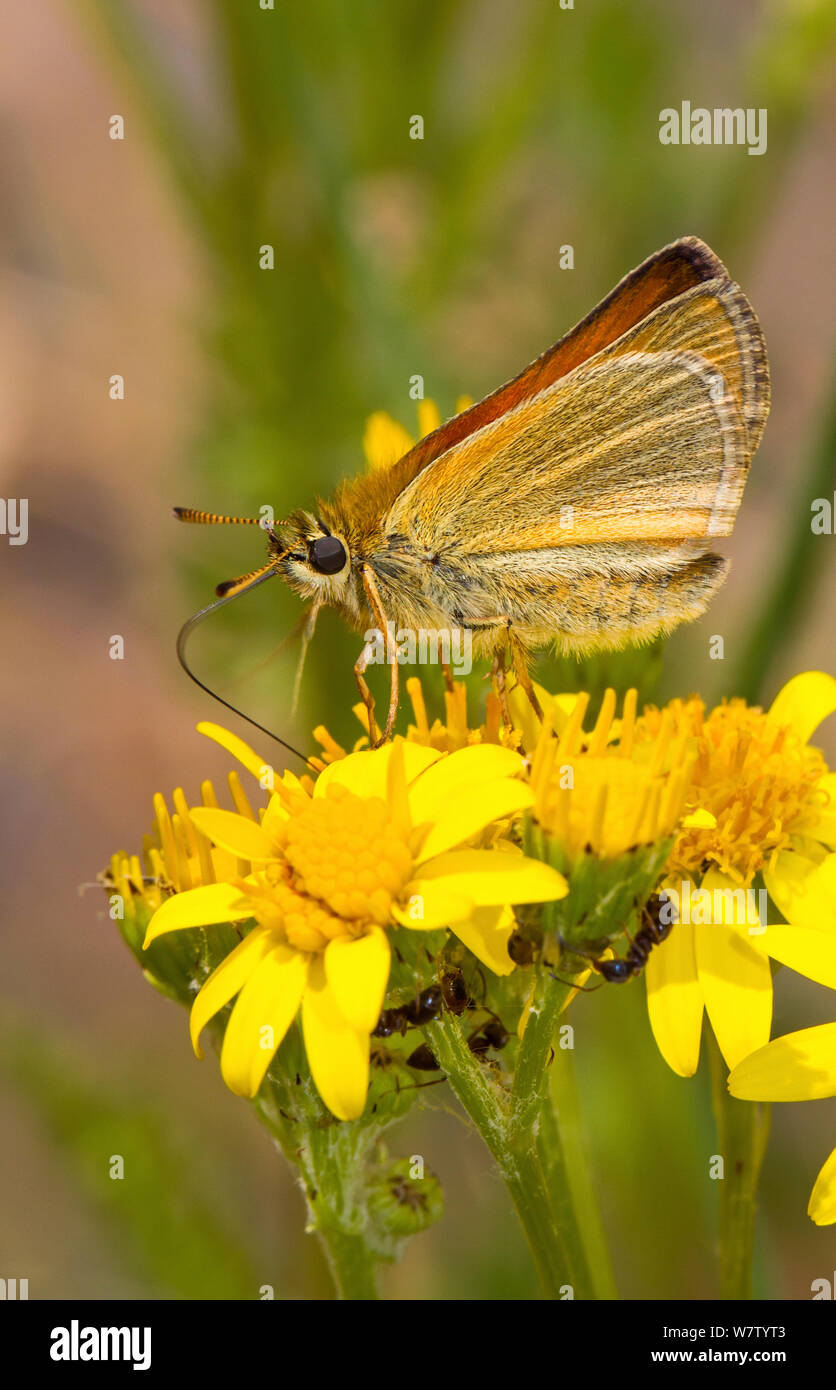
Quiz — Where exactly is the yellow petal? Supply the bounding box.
[645,917,703,1077]
[196,721,268,779]
[759,921,836,989]
[768,671,836,745]
[417,399,441,437]
[414,780,534,863]
[809,1146,836,1225]
[220,945,308,1096]
[324,927,391,1033]
[764,850,836,932]
[415,848,568,910]
[407,744,525,826]
[681,808,717,830]
[315,740,441,801]
[362,411,414,472]
[694,868,773,1070]
[143,881,254,946]
[302,958,370,1120]
[729,1022,836,1101]
[451,905,516,976]
[696,921,773,1070]
[808,773,836,848]
[261,793,291,834]
[189,927,274,1058]
[386,739,411,835]
[189,807,276,862]
[393,880,474,928]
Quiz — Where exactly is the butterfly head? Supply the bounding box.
[269,509,356,609]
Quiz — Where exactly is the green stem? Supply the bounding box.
[497,1143,577,1300]
[254,1083,384,1301]
[314,1221,380,1300]
[427,1008,576,1299]
[543,1042,619,1300]
[708,1032,771,1299]
[429,969,610,1300]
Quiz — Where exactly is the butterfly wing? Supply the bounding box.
[385,277,768,554]
[328,239,769,653]
[378,273,767,652]
[380,236,737,496]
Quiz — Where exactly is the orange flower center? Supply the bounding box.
[640,698,827,884]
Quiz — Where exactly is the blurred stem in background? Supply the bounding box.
[729,369,836,705]
[708,1031,771,1301]
[543,1041,619,1300]
[712,0,836,253]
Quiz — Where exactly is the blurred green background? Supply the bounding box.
[2,0,836,1298]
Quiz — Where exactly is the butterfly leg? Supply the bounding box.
[359,564,400,746]
[353,638,381,746]
[489,644,512,729]
[433,639,455,693]
[509,637,544,721]
[469,616,544,725]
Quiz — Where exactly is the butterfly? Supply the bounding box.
[175,236,769,754]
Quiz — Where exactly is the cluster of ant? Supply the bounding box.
[509,891,675,985]
[372,966,510,1076]
[371,896,673,1097]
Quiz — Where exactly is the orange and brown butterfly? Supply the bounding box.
[175,236,769,747]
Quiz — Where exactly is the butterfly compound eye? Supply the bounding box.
[309,535,347,575]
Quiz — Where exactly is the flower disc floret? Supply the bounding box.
[275,783,414,924]
[241,869,351,951]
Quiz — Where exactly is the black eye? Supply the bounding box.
[309,535,347,575]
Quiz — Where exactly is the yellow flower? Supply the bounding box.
[729,1023,836,1225]
[517,686,703,1017]
[642,672,836,1078]
[528,686,699,862]
[314,674,515,763]
[105,768,258,914]
[144,726,567,1120]
[362,396,472,473]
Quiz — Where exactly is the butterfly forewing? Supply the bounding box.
[386,345,747,554]
[382,236,733,495]
[368,251,769,655]
[330,238,769,660]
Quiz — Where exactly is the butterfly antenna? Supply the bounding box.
[173,507,265,527]
[175,562,315,770]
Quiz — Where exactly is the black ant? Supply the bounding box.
[507,926,541,966]
[406,1016,511,1072]
[372,963,510,1077]
[372,968,470,1038]
[547,894,675,987]
[590,893,676,983]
